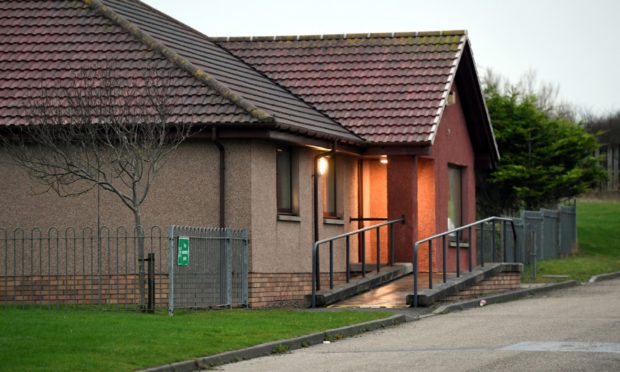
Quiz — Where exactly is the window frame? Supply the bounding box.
[447,164,463,235]
[323,155,339,218]
[276,146,294,215]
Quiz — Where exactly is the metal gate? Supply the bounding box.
[168,226,248,314]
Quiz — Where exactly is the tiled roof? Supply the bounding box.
[0,0,257,127]
[215,32,468,145]
[99,0,361,143]
[0,0,362,144]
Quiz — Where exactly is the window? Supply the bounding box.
[447,165,462,231]
[277,147,293,214]
[323,156,337,218]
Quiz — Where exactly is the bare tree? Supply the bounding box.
[2,66,193,309]
[585,110,620,144]
[482,67,579,121]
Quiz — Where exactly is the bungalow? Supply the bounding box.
[0,0,498,307]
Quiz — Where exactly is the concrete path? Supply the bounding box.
[217,278,620,371]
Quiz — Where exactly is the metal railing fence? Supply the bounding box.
[411,217,516,307]
[479,205,577,265]
[310,217,404,308]
[0,226,166,309]
[1,225,249,312]
[411,205,577,307]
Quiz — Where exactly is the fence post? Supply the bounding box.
[225,229,233,307]
[389,223,394,266]
[167,225,175,316]
[361,232,366,278]
[456,231,460,277]
[329,240,334,289]
[311,243,317,308]
[147,253,155,313]
[480,223,485,267]
[346,236,350,283]
[492,221,496,262]
[428,240,433,289]
[468,226,472,272]
[376,227,381,273]
[502,221,507,262]
[242,229,249,306]
[442,236,447,283]
[529,227,537,280]
[97,227,102,306]
[413,243,419,307]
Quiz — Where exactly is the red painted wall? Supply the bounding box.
[365,159,388,263]
[387,155,418,262]
[416,158,436,271]
[386,82,478,269]
[432,83,477,271]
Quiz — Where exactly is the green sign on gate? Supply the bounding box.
[177,236,190,266]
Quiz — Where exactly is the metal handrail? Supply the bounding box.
[349,217,389,222]
[311,217,404,307]
[411,216,517,307]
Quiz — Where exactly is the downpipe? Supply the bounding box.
[212,127,226,228]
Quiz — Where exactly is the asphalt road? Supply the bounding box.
[218,278,620,371]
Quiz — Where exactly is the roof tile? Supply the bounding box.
[100,0,362,143]
[216,32,467,144]
[0,0,362,144]
[0,0,257,127]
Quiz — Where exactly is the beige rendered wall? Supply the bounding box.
[0,137,357,276]
[248,140,357,274]
[0,140,230,231]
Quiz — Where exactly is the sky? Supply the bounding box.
[142,0,620,116]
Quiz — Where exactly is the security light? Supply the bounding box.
[318,157,329,175]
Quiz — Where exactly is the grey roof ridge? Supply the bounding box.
[211,30,468,42]
[83,0,274,124]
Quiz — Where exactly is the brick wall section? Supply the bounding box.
[249,272,346,308]
[0,275,168,305]
[443,272,521,302]
[2,272,344,308]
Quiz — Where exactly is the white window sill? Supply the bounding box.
[323,218,345,225]
[449,241,470,248]
[277,214,301,223]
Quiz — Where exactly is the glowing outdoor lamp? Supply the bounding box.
[318,156,329,175]
[380,156,388,164]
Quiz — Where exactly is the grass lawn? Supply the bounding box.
[523,200,620,282]
[0,307,391,371]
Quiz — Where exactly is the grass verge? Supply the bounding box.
[522,200,620,282]
[0,307,390,371]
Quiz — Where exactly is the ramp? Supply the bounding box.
[311,263,522,308]
[407,263,522,306]
[304,263,412,307]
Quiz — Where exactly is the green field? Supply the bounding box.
[524,200,620,282]
[0,308,390,371]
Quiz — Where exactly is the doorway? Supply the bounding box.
[357,158,388,264]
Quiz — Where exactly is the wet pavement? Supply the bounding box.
[328,273,454,309]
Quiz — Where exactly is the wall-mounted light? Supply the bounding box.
[380,156,388,165]
[448,90,456,105]
[318,157,329,175]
